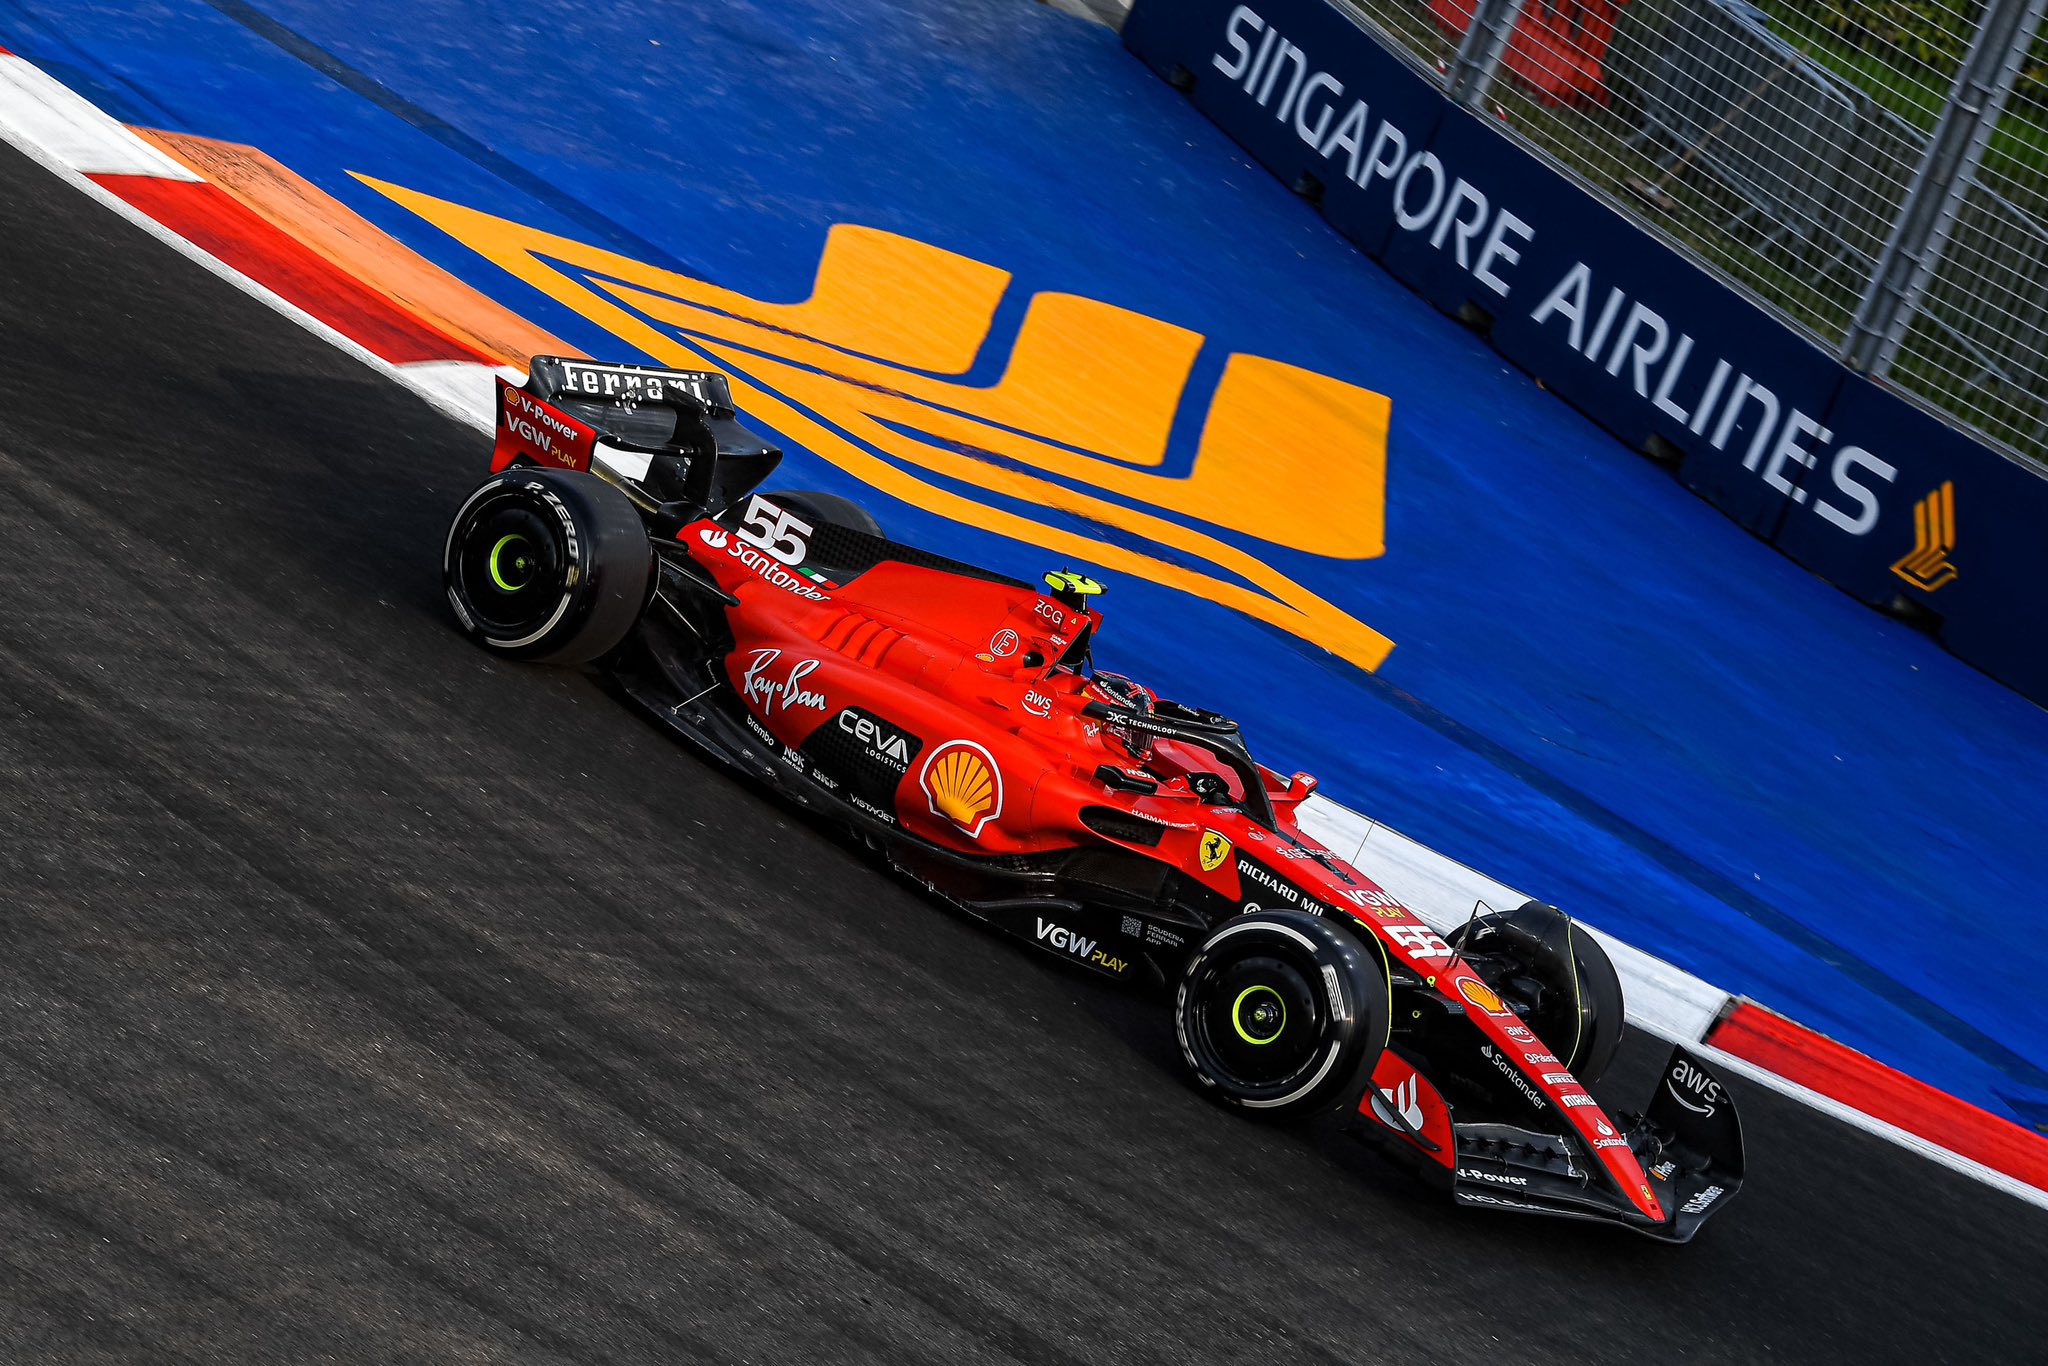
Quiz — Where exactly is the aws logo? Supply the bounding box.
[921,740,1002,837]
[365,180,1399,673]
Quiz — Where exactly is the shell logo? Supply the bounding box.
[921,740,1002,838]
[1457,976,1510,1016]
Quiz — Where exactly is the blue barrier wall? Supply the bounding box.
[1126,0,2048,704]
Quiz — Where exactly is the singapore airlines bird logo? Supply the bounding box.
[1891,481,1958,592]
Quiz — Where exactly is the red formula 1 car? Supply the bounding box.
[443,358,1744,1240]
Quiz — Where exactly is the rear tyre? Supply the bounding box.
[1447,899,1625,1084]
[443,468,652,664]
[1176,911,1389,1119]
[761,488,883,538]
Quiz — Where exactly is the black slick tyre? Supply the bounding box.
[760,488,883,538]
[1447,899,1625,1084]
[443,468,652,664]
[1175,910,1389,1119]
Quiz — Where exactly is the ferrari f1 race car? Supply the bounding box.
[442,357,1745,1241]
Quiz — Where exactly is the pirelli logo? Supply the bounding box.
[1891,481,1957,593]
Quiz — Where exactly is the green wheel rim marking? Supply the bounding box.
[1231,984,1287,1045]
[488,534,531,592]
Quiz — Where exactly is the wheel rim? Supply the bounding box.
[1192,954,1322,1090]
[454,499,567,635]
[487,533,538,592]
[1231,984,1287,1045]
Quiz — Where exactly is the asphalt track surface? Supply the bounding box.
[2,141,2045,1366]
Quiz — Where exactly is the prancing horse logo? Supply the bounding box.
[1200,830,1233,872]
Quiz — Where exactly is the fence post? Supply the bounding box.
[1444,0,1528,106]
[1842,0,2048,373]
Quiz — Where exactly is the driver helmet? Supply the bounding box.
[1088,669,1157,762]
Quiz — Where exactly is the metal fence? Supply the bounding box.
[1331,0,2048,469]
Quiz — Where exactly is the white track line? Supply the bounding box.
[0,57,199,177]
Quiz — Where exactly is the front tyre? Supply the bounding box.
[1176,911,1389,1119]
[1447,899,1625,1084]
[443,469,652,664]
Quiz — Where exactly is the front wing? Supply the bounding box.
[1363,1043,1745,1242]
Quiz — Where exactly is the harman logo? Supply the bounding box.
[921,740,1002,837]
[367,182,1401,673]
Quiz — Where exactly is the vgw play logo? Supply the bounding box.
[366,180,1398,672]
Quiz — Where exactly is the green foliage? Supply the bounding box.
[1799,0,1968,72]
[2023,44,2048,108]
[1795,0,2048,107]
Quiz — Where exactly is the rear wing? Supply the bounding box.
[490,357,784,522]
[528,356,735,416]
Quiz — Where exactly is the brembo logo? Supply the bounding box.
[369,181,1401,673]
